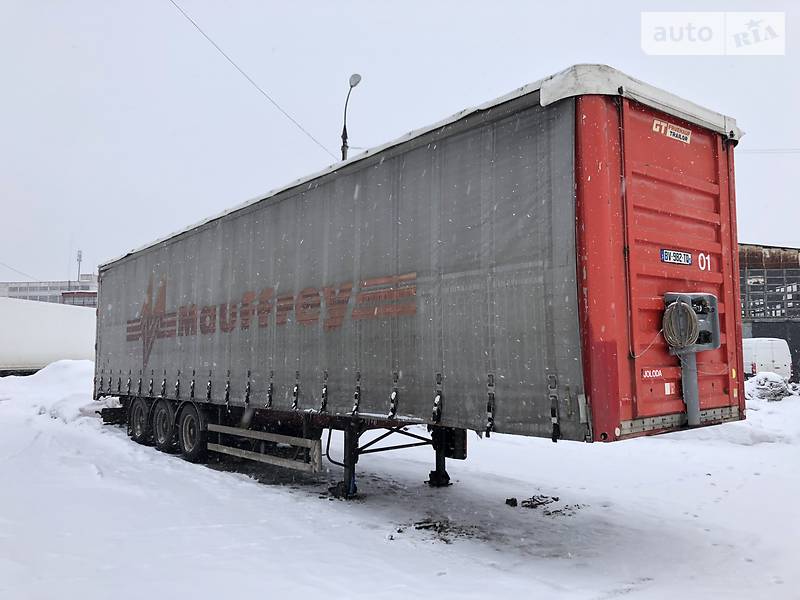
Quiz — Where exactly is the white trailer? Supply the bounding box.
[0,297,95,375]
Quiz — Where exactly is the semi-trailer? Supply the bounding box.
[95,65,744,497]
[0,298,95,376]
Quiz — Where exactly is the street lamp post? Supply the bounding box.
[341,73,361,161]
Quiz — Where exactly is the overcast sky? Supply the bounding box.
[1,0,797,281]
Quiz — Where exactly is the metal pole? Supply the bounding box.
[428,426,451,487]
[339,420,360,498]
[680,352,701,427]
[341,86,353,161]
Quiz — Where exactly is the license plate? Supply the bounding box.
[660,249,692,265]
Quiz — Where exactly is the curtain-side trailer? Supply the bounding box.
[95,65,744,497]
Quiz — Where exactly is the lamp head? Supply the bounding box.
[349,73,362,88]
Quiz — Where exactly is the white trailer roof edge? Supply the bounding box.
[100,64,741,270]
[539,64,742,140]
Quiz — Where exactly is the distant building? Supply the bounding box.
[739,243,800,379]
[0,273,98,305]
[61,290,97,308]
[739,244,800,318]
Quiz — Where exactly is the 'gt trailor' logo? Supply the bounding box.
[652,118,692,144]
[126,273,417,368]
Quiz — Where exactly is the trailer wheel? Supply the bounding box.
[152,399,177,452]
[178,404,207,463]
[129,398,151,445]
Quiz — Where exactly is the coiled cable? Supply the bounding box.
[663,300,700,350]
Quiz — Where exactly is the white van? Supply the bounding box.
[742,337,793,380]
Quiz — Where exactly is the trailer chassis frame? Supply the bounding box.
[100,394,461,498]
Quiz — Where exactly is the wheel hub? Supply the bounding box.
[182,414,197,451]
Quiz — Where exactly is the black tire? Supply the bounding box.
[152,399,177,452]
[129,397,152,445]
[178,404,207,463]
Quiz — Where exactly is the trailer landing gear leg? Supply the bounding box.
[331,422,360,499]
[427,426,451,487]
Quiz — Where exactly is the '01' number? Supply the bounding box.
[698,253,712,272]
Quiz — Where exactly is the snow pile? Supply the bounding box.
[0,360,98,422]
[745,371,800,402]
[1,361,799,599]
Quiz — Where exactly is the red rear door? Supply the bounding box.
[575,95,745,442]
[619,98,744,436]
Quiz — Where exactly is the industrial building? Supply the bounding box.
[740,243,800,378]
[0,273,98,306]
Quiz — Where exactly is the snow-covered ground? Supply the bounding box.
[1,361,799,599]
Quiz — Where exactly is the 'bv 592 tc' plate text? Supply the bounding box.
[660,249,692,265]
